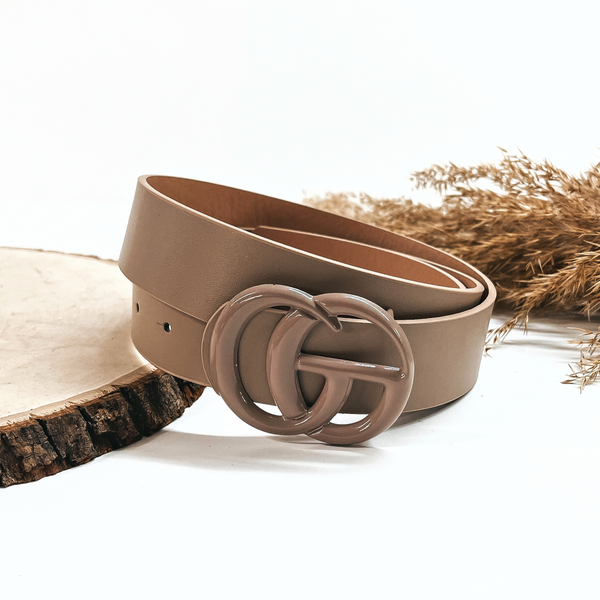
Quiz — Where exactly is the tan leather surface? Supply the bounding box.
[119,176,496,414]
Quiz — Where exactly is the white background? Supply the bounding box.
[1,1,599,598]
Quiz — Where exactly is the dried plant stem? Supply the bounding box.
[564,327,600,390]
[306,150,600,388]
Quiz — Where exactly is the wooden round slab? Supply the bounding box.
[0,247,204,486]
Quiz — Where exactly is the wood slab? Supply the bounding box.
[0,247,204,486]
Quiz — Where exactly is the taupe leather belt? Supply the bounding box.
[119,176,496,444]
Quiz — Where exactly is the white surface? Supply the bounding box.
[1,2,599,599]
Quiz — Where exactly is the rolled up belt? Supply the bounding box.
[119,175,496,444]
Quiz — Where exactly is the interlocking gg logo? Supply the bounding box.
[203,284,414,445]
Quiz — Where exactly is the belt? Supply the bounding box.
[119,176,496,444]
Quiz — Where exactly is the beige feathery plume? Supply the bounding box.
[305,150,600,389]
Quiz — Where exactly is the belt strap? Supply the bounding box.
[119,176,496,443]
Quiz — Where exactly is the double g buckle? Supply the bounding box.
[202,284,414,445]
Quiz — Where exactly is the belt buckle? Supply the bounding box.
[202,284,414,445]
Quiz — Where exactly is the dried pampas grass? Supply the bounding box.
[305,150,600,389]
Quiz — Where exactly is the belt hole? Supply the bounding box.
[163,322,172,333]
[136,303,140,313]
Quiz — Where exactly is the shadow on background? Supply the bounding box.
[119,430,383,473]
[115,399,450,473]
